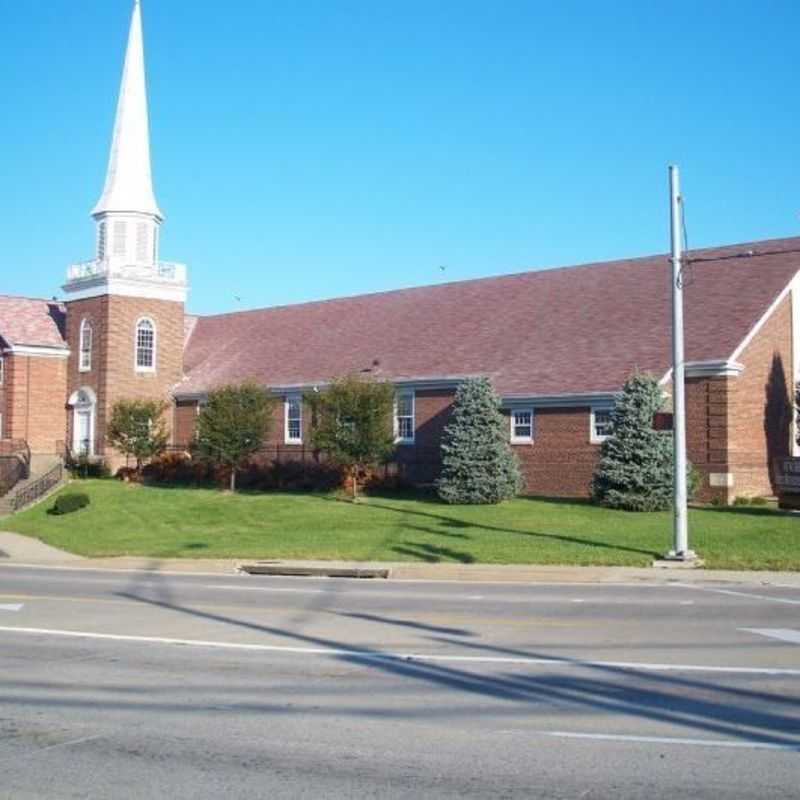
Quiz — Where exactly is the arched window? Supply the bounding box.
[135,317,156,372]
[79,319,93,372]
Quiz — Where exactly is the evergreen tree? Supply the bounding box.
[438,377,522,504]
[592,371,675,511]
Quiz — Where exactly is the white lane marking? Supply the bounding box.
[0,734,104,766]
[535,731,800,752]
[679,601,694,606]
[1,625,800,675]
[0,604,23,612]
[741,628,800,645]
[686,586,800,606]
[571,599,585,604]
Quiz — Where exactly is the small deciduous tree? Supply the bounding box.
[306,375,395,500]
[107,399,169,475]
[437,377,522,504]
[592,371,679,511]
[195,382,275,491]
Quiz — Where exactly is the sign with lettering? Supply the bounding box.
[775,458,800,493]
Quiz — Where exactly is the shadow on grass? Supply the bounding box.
[313,494,660,560]
[392,543,476,563]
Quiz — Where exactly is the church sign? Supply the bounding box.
[775,457,800,509]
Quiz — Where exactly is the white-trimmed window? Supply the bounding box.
[0,356,4,386]
[285,394,302,444]
[590,406,614,444]
[79,319,93,372]
[510,408,534,443]
[394,391,415,444]
[135,317,156,372]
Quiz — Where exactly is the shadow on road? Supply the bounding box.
[102,580,800,749]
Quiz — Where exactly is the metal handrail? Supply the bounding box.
[10,462,63,512]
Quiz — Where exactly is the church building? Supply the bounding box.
[1,1,799,504]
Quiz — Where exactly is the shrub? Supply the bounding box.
[195,382,276,491]
[750,496,769,506]
[732,495,750,507]
[51,493,90,515]
[437,377,522,504]
[67,455,110,480]
[306,375,395,500]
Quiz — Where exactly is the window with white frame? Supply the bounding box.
[0,356,4,386]
[135,318,156,371]
[285,395,302,444]
[394,391,415,443]
[510,408,534,443]
[79,319,93,372]
[591,406,613,443]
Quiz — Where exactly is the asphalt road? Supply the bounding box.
[0,564,798,799]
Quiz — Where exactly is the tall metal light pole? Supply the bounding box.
[667,165,696,560]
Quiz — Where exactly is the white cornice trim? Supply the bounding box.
[63,276,187,303]
[6,344,70,358]
[501,391,619,409]
[660,360,745,384]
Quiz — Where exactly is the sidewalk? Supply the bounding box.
[2,531,799,586]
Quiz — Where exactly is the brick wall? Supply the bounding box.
[684,294,794,502]
[174,400,199,447]
[729,293,793,498]
[0,353,68,454]
[0,355,7,438]
[64,294,184,467]
[512,407,600,497]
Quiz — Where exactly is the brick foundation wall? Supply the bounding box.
[0,353,68,454]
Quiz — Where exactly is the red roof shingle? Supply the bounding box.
[0,296,66,350]
[180,236,800,397]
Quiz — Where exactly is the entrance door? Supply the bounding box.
[76,409,91,455]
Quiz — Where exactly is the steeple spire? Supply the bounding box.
[92,0,162,220]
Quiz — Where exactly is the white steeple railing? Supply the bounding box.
[66,259,187,284]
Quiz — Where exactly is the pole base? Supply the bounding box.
[653,550,704,569]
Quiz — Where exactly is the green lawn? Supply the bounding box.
[4,480,799,570]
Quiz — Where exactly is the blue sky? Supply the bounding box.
[1,0,798,315]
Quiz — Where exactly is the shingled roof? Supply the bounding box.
[176,236,798,398]
[0,295,66,350]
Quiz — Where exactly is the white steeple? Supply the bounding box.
[92,0,162,221]
[64,0,187,304]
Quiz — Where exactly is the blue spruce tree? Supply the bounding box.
[591,372,675,511]
[438,377,522,504]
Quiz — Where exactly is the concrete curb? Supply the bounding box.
[0,546,798,587]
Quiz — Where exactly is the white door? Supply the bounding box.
[76,409,91,455]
